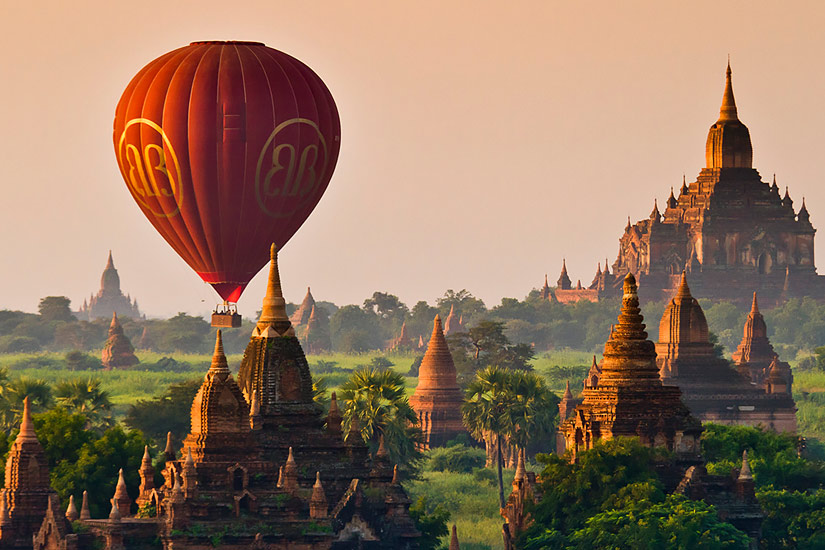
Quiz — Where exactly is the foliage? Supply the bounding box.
[0,335,42,353]
[54,378,113,429]
[757,487,825,550]
[339,367,423,472]
[408,496,450,550]
[38,296,75,322]
[329,305,383,352]
[124,379,201,443]
[64,350,102,371]
[702,424,825,492]
[426,444,486,474]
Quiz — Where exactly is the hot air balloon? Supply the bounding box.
[113,41,340,326]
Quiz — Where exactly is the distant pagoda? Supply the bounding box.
[101,312,139,370]
[656,273,796,432]
[77,251,142,320]
[409,315,466,449]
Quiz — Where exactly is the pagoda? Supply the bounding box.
[560,273,703,459]
[733,293,793,388]
[409,316,466,449]
[656,273,796,432]
[0,398,56,550]
[442,305,464,336]
[303,304,332,354]
[550,63,825,305]
[77,252,142,320]
[101,312,139,370]
[290,286,316,327]
[28,246,420,549]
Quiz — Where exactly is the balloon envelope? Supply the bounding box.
[113,41,341,302]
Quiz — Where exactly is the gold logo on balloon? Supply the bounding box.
[255,118,329,218]
[117,118,183,217]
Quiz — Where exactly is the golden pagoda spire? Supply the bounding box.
[719,59,738,121]
[18,396,37,442]
[676,271,692,299]
[208,330,230,377]
[254,244,294,337]
[750,291,759,314]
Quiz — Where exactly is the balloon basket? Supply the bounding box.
[212,302,242,328]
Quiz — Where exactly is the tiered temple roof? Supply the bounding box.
[410,315,466,449]
[77,252,142,321]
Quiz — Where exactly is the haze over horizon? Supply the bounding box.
[3,1,825,318]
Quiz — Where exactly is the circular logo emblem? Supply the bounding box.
[255,118,329,218]
[117,118,183,217]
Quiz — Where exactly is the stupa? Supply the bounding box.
[409,316,466,449]
[100,312,139,370]
[560,273,703,459]
[733,293,794,390]
[656,274,796,432]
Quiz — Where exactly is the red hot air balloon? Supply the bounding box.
[113,41,340,309]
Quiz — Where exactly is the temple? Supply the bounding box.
[409,316,466,449]
[25,246,420,550]
[655,274,796,432]
[0,398,56,550]
[543,63,823,305]
[534,274,764,547]
[733,293,794,391]
[76,252,142,320]
[101,312,139,370]
[442,305,464,336]
[559,273,703,458]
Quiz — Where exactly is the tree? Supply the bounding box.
[38,296,74,322]
[363,292,409,324]
[507,371,559,451]
[0,377,53,430]
[54,378,113,429]
[329,305,383,352]
[339,367,422,470]
[437,289,487,322]
[461,365,516,509]
[408,496,450,550]
[155,313,211,353]
[124,379,201,443]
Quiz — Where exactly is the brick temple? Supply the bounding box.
[655,273,796,432]
[76,252,142,321]
[543,63,823,306]
[409,316,466,449]
[12,246,420,550]
[100,312,139,370]
[539,274,764,549]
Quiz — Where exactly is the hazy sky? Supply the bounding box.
[2,1,825,317]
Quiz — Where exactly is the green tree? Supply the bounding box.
[339,367,422,470]
[155,313,211,353]
[38,296,74,322]
[565,494,749,549]
[329,305,383,352]
[0,377,53,430]
[54,378,113,429]
[437,289,487,323]
[363,292,409,324]
[461,365,516,509]
[408,496,450,550]
[124,379,201,443]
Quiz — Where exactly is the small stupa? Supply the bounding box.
[101,312,139,370]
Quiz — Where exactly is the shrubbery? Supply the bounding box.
[426,444,486,474]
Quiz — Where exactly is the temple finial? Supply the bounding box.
[209,330,229,375]
[751,292,759,314]
[719,58,738,121]
[18,396,36,441]
[738,450,753,481]
[256,243,292,333]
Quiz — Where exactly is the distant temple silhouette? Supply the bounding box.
[76,251,142,320]
[545,63,823,306]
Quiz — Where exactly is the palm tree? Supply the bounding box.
[0,377,53,430]
[339,367,421,466]
[55,378,113,428]
[507,370,558,452]
[462,365,516,509]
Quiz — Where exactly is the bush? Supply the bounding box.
[64,350,102,371]
[426,444,486,474]
[0,335,42,353]
[472,467,497,485]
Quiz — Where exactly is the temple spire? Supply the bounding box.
[255,244,293,335]
[750,292,759,315]
[18,396,36,442]
[676,271,692,299]
[719,60,738,121]
[738,450,753,481]
[208,330,230,376]
[450,524,460,550]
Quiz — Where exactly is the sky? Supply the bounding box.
[2,1,825,318]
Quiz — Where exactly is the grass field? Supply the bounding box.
[405,468,517,550]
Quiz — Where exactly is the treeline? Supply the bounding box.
[2,291,825,358]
